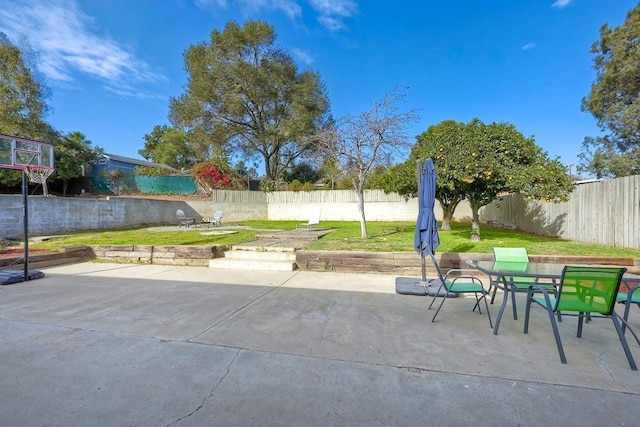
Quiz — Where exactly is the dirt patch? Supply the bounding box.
[0,248,55,259]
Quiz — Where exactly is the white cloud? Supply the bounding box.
[522,42,536,51]
[194,0,357,31]
[551,0,571,8]
[194,0,228,8]
[308,0,357,31]
[292,48,314,65]
[200,0,303,20]
[235,0,302,20]
[0,0,165,98]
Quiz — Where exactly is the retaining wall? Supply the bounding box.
[0,195,200,238]
[90,244,226,266]
[5,246,637,276]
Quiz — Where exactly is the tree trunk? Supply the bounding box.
[438,198,461,231]
[265,153,275,180]
[440,203,455,231]
[470,202,481,242]
[356,186,368,239]
[62,179,69,197]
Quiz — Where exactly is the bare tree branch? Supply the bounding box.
[312,85,420,238]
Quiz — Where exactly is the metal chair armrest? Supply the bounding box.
[444,269,484,286]
[527,283,555,309]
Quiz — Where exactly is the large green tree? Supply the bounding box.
[0,33,56,185]
[53,131,98,196]
[139,125,197,170]
[169,20,330,180]
[580,5,640,177]
[385,119,574,240]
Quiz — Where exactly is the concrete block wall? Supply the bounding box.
[204,190,268,221]
[1,195,194,239]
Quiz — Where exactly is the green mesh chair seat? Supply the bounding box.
[524,265,638,370]
[617,290,640,304]
[428,253,493,328]
[490,248,558,327]
[616,281,640,334]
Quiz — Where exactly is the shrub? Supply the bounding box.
[192,161,245,190]
[134,166,176,176]
[301,182,316,191]
[260,178,277,192]
[289,179,303,191]
[337,176,354,190]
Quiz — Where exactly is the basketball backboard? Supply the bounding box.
[0,133,54,171]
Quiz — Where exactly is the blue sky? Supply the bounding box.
[0,0,637,176]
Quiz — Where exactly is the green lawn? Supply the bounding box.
[27,220,640,259]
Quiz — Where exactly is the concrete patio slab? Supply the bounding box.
[1,262,639,426]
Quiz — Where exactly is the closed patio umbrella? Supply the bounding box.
[415,158,440,281]
[394,158,455,296]
[413,158,454,297]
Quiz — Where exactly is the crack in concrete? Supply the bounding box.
[596,350,616,380]
[166,347,241,426]
[596,350,636,393]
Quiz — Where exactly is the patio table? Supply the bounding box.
[467,260,640,335]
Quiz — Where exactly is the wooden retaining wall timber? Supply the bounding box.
[0,246,93,269]
[296,250,640,276]
[89,245,227,266]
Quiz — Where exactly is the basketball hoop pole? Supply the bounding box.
[22,169,30,281]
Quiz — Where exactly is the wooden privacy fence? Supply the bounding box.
[479,175,640,249]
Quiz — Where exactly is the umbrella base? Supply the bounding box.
[423,279,459,297]
[0,268,45,285]
[395,277,459,297]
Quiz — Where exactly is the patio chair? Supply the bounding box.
[296,209,321,231]
[176,209,196,228]
[428,254,493,328]
[523,265,638,370]
[211,210,223,227]
[490,247,557,321]
[490,247,532,304]
[616,280,640,334]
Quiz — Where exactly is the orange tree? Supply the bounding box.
[383,119,573,240]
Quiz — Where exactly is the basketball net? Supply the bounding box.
[24,164,54,197]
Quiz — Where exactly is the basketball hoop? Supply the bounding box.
[24,164,55,197]
[24,164,54,184]
[0,134,55,282]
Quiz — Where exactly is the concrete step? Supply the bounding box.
[223,250,296,262]
[232,241,299,252]
[209,258,298,271]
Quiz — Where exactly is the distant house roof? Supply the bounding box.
[100,153,180,173]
